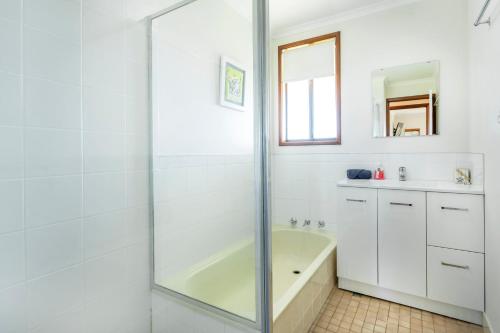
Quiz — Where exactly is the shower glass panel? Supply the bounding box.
[151,0,265,325]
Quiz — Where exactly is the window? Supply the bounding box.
[278,32,341,145]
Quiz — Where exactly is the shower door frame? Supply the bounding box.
[147,0,272,332]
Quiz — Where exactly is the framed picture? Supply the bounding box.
[219,56,246,111]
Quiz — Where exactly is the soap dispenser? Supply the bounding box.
[374,164,385,180]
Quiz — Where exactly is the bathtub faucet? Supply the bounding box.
[303,219,311,227]
[318,221,326,228]
[289,218,298,226]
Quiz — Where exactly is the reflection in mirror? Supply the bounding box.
[372,61,439,138]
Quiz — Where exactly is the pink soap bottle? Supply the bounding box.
[374,165,385,180]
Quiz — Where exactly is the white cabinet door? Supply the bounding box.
[378,189,426,297]
[428,246,484,311]
[427,192,484,253]
[337,187,378,285]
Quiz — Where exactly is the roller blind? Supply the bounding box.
[282,39,335,83]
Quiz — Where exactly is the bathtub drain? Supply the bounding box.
[293,270,301,275]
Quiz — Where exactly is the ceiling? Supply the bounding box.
[269,0,402,34]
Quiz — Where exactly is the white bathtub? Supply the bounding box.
[162,225,336,331]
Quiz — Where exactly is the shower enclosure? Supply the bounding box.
[149,0,271,331]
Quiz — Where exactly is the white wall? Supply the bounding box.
[270,0,480,232]
[153,0,254,156]
[0,0,151,332]
[271,0,470,154]
[468,0,500,332]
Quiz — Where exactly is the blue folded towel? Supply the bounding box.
[347,169,372,180]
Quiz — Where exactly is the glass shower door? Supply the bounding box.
[150,0,269,329]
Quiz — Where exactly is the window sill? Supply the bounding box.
[279,139,341,146]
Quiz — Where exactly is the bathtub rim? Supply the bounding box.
[272,225,337,321]
[157,225,337,322]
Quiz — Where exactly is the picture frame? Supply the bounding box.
[219,56,246,111]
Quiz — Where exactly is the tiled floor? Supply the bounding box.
[309,286,483,333]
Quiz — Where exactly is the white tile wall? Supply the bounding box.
[24,77,81,129]
[0,0,151,332]
[272,152,484,232]
[0,232,25,290]
[24,129,82,177]
[153,154,255,280]
[0,127,24,179]
[25,176,82,228]
[0,71,22,126]
[0,18,21,74]
[0,180,23,233]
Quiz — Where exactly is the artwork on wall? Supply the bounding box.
[219,56,246,111]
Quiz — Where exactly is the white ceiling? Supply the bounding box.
[270,0,403,34]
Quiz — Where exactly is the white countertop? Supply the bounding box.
[337,179,484,195]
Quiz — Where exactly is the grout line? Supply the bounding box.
[79,0,85,284]
[20,0,28,291]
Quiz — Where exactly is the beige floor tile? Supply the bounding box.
[308,288,483,333]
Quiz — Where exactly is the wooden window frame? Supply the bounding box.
[278,32,341,146]
[385,94,437,137]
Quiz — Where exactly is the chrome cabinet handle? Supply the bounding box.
[441,206,469,212]
[346,199,366,203]
[390,202,413,207]
[441,262,470,270]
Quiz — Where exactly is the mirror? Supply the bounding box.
[372,61,439,138]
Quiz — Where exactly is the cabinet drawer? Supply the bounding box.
[337,187,378,286]
[427,192,484,253]
[428,246,484,311]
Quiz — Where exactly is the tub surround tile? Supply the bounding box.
[23,0,81,43]
[24,77,81,130]
[82,7,125,94]
[0,18,21,74]
[26,220,82,279]
[29,307,84,333]
[83,86,124,131]
[83,173,126,216]
[83,210,128,259]
[0,285,27,333]
[0,127,23,180]
[0,180,23,234]
[0,232,25,290]
[83,249,129,302]
[125,95,148,134]
[27,265,84,329]
[25,176,82,228]
[24,128,82,177]
[0,0,150,332]
[0,0,21,21]
[126,133,148,171]
[0,71,22,126]
[23,27,80,85]
[83,131,125,173]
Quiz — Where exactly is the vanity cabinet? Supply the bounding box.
[378,190,426,297]
[336,180,485,323]
[337,187,378,285]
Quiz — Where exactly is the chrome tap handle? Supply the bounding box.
[289,218,298,226]
[399,167,407,181]
[303,219,311,227]
[318,221,326,228]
